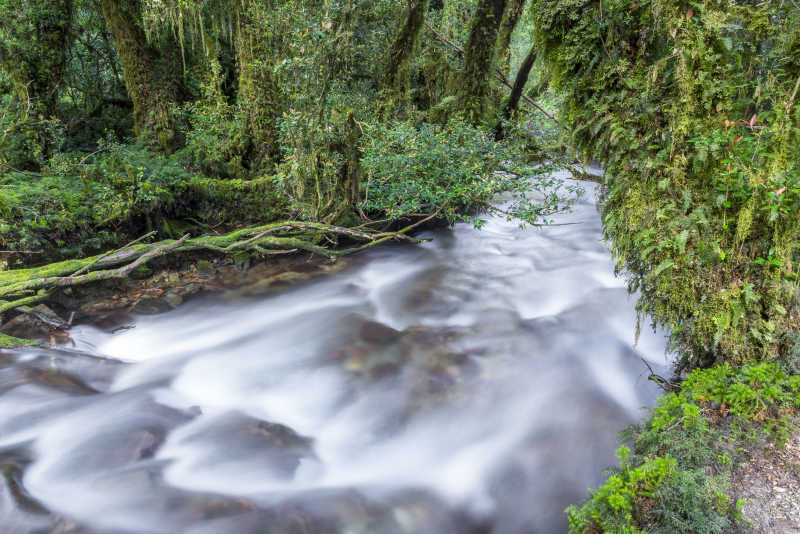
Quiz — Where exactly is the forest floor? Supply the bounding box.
[730,425,800,533]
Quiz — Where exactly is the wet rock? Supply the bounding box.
[20,367,98,395]
[133,295,173,315]
[425,366,457,393]
[163,291,184,309]
[89,312,136,333]
[359,320,401,344]
[369,362,402,381]
[179,412,316,480]
[0,305,69,342]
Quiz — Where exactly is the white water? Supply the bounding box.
[0,178,668,534]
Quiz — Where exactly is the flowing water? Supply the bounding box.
[0,178,668,534]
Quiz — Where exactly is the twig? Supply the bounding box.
[640,356,676,393]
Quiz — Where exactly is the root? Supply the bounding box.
[0,217,434,318]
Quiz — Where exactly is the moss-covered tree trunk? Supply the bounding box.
[459,0,508,123]
[495,0,526,77]
[0,0,73,118]
[235,2,283,172]
[100,0,185,152]
[0,0,73,170]
[382,0,429,93]
[495,43,536,139]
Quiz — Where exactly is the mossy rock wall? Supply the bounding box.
[534,0,800,369]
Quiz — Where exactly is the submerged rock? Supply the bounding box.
[359,320,401,344]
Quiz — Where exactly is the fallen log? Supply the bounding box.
[0,216,435,319]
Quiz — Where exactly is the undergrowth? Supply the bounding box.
[0,142,286,264]
[567,362,800,533]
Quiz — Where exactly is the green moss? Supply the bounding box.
[0,145,287,264]
[535,0,800,369]
[0,333,38,349]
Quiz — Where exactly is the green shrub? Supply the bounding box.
[570,362,799,533]
[360,120,582,225]
[566,446,676,534]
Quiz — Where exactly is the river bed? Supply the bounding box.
[0,178,668,533]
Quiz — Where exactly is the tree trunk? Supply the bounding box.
[495,43,536,139]
[459,0,508,123]
[383,0,429,93]
[236,3,282,172]
[100,0,185,152]
[495,0,527,77]
[0,0,73,118]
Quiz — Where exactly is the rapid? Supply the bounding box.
[0,177,668,533]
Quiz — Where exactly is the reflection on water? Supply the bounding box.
[0,177,668,533]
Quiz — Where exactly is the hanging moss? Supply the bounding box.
[0,0,73,170]
[234,1,284,171]
[382,0,429,95]
[495,0,527,77]
[0,0,73,118]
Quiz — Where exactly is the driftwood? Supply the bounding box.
[0,215,438,319]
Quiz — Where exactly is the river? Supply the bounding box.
[0,177,668,533]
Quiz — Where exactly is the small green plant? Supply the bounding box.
[570,361,799,533]
[682,362,799,445]
[566,446,676,533]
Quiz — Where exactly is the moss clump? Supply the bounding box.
[0,145,286,265]
[0,333,38,349]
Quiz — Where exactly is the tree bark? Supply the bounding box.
[100,0,186,152]
[383,0,429,93]
[459,0,508,123]
[495,43,536,139]
[495,0,527,77]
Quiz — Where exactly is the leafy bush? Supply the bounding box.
[176,101,249,179]
[566,446,676,534]
[360,120,582,225]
